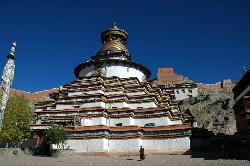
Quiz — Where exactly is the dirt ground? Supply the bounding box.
[0,154,249,166]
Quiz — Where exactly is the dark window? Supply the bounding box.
[115,123,122,126]
[144,123,155,127]
[170,95,176,100]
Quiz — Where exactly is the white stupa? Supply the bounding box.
[31,24,191,153]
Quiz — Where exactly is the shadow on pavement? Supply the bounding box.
[186,147,250,161]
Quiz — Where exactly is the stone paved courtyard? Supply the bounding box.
[0,154,249,166]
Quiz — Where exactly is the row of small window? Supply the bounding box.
[176,89,192,94]
[115,123,155,127]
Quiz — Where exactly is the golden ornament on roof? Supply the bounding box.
[101,23,128,44]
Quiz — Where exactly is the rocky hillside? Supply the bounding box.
[180,87,237,135]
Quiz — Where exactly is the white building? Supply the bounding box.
[158,83,198,101]
[31,24,191,153]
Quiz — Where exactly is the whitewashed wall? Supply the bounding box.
[78,63,146,82]
[35,109,43,112]
[80,117,173,127]
[56,104,74,109]
[63,137,190,152]
[56,101,157,111]
[68,90,104,96]
[105,102,157,109]
[106,65,145,82]
[126,92,145,96]
[108,139,141,152]
[174,88,198,101]
[105,91,123,95]
[192,88,198,97]
[169,120,182,125]
[128,102,157,109]
[78,117,183,127]
[106,102,128,108]
[81,117,106,126]
[64,138,108,152]
[134,117,171,126]
[78,64,95,77]
[80,102,105,108]
[108,117,134,126]
[142,137,190,152]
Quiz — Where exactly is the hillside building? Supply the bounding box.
[154,68,198,101]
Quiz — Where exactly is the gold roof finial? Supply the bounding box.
[112,22,117,28]
[101,23,128,44]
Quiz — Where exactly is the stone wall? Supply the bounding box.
[198,79,236,91]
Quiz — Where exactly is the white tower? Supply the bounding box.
[0,42,16,131]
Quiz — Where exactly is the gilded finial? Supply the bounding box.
[101,23,128,44]
[112,22,117,28]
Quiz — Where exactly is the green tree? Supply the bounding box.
[0,95,33,141]
[44,124,68,148]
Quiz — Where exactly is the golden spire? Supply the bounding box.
[98,24,129,53]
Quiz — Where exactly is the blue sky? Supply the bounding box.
[0,0,249,92]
